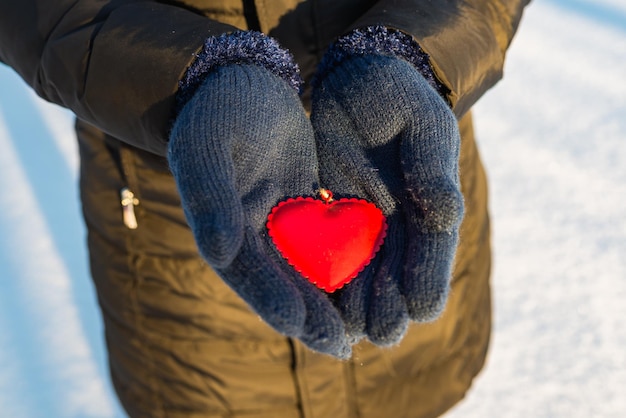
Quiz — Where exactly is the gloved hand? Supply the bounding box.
[168,33,349,358]
[311,28,464,346]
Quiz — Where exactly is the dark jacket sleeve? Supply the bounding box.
[352,0,531,117]
[0,0,235,155]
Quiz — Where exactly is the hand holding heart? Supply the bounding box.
[168,30,463,357]
[310,52,464,346]
[168,61,350,358]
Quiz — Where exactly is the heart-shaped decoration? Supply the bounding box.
[267,189,387,292]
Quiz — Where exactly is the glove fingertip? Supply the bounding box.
[406,182,464,234]
[346,333,365,346]
[401,198,457,322]
[335,343,353,361]
[266,301,308,338]
[291,279,352,359]
[232,272,308,336]
[300,319,352,360]
[404,270,450,322]
[406,288,449,322]
[331,269,374,341]
[367,316,409,347]
[366,282,410,347]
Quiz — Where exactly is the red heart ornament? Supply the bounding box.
[267,189,387,292]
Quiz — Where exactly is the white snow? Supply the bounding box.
[0,91,118,417]
[446,1,626,417]
[1,1,625,417]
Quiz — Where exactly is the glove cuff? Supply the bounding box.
[315,26,450,101]
[176,31,303,114]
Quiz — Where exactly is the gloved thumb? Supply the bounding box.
[168,100,245,268]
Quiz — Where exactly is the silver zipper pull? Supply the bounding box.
[120,187,139,230]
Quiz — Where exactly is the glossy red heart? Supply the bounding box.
[267,190,387,292]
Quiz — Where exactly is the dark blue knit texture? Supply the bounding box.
[169,63,349,358]
[314,26,449,101]
[176,31,302,114]
[312,52,464,347]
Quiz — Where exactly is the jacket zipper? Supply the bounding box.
[118,145,141,230]
[120,187,139,229]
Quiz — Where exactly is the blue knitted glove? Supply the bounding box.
[311,27,464,346]
[168,32,349,358]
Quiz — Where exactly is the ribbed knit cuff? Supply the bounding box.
[314,26,450,101]
[175,31,303,114]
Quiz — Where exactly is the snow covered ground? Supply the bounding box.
[1,1,625,417]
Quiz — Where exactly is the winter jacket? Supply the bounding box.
[0,1,530,417]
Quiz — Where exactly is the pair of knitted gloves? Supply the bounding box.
[168,27,464,359]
